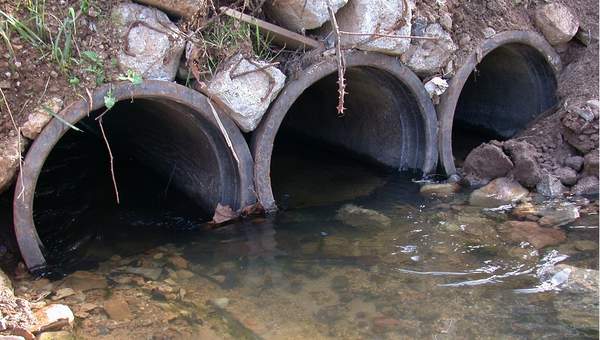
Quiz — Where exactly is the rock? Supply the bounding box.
[439,12,452,31]
[482,27,496,38]
[61,271,107,292]
[538,205,580,227]
[124,267,163,281]
[403,23,458,76]
[503,140,542,188]
[565,155,584,171]
[37,331,74,340]
[536,172,567,197]
[534,3,579,45]
[265,0,348,33]
[207,53,286,132]
[561,101,599,154]
[0,337,25,340]
[419,182,459,198]
[32,305,74,332]
[112,3,185,81]
[211,297,229,309]
[583,150,599,177]
[554,167,578,186]
[103,296,132,321]
[167,255,188,269]
[132,0,207,19]
[423,77,449,104]
[175,269,194,280]
[573,240,598,252]
[335,204,391,228]
[336,0,412,55]
[550,264,598,294]
[20,97,63,140]
[0,268,12,293]
[469,177,529,208]
[512,202,540,219]
[572,176,600,196]
[497,221,566,249]
[51,288,75,301]
[462,143,513,183]
[0,135,28,194]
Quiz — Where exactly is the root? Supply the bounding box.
[97,117,120,204]
[327,0,347,116]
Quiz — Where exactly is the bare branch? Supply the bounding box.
[98,118,120,204]
[326,0,347,116]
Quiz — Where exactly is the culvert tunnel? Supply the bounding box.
[438,31,561,174]
[13,81,255,272]
[251,52,438,211]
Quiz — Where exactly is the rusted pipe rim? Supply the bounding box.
[13,80,255,272]
[251,51,438,211]
[437,30,562,176]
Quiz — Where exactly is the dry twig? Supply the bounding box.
[326,0,347,116]
[97,117,120,204]
[339,31,439,40]
[206,97,240,165]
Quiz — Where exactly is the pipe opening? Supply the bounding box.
[16,83,255,272]
[452,43,558,163]
[271,66,429,209]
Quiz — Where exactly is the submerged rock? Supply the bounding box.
[538,205,580,227]
[124,267,163,281]
[207,53,286,133]
[37,331,75,340]
[112,3,185,81]
[534,3,579,45]
[497,221,566,249]
[61,271,107,292]
[103,296,132,321]
[336,204,391,228]
[336,0,412,55]
[32,304,74,332]
[419,182,459,198]
[469,177,528,208]
[265,0,348,33]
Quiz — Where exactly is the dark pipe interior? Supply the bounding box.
[452,43,557,162]
[33,99,229,268]
[271,67,425,208]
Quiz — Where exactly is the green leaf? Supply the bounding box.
[81,50,100,64]
[42,105,83,132]
[104,90,116,109]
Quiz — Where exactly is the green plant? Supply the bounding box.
[0,9,46,50]
[117,69,142,85]
[81,50,106,85]
[104,88,116,110]
[47,7,77,70]
[42,105,82,131]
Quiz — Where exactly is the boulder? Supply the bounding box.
[462,143,514,183]
[534,3,579,45]
[469,177,528,208]
[133,0,207,19]
[112,3,185,81]
[554,167,578,186]
[561,101,599,154]
[536,172,567,197]
[503,140,542,188]
[207,53,286,132]
[336,0,412,55]
[497,221,566,249]
[564,155,584,171]
[583,150,599,177]
[419,182,459,198]
[402,23,458,76]
[265,0,348,33]
[336,204,391,228]
[572,176,600,196]
[0,134,28,193]
[21,97,63,140]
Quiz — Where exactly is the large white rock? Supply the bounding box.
[534,3,579,45]
[21,97,63,140]
[402,23,457,76]
[207,53,286,133]
[0,134,27,193]
[112,3,185,81]
[265,0,348,33]
[336,0,413,55]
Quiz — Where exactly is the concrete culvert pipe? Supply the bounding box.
[13,81,255,272]
[438,31,562,176]
[251,51,438,211]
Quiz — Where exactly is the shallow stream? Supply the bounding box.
[14,145,600,339]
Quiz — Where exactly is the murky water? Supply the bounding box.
[18,146,600,339]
